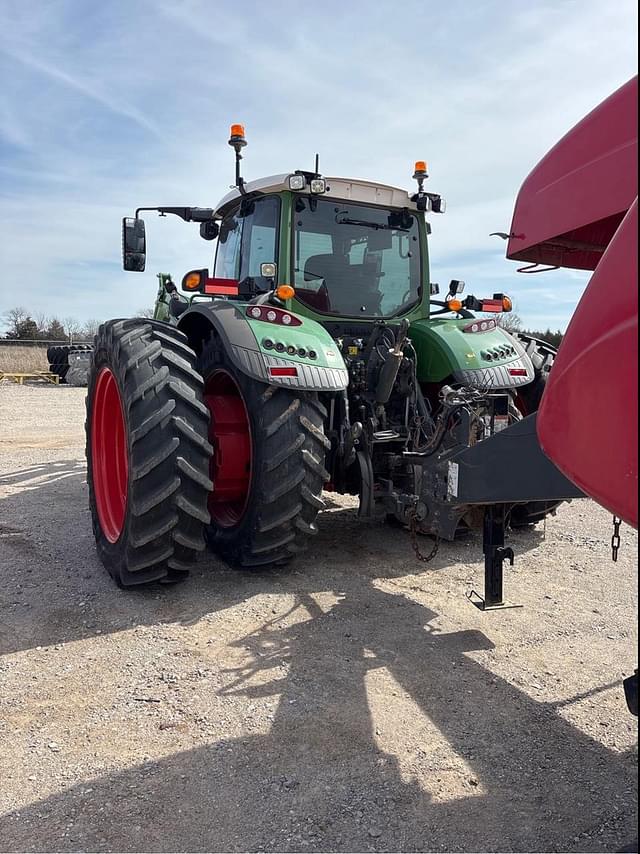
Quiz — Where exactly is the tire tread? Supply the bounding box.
[86,319,211,586]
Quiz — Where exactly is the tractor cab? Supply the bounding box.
[198,173,427,323]
[122,124,502,328]
[122,123,518,356]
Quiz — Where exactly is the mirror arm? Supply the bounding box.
[134,207,216,222]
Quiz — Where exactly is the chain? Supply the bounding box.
[611,516,622,562]
[408,511,440,563]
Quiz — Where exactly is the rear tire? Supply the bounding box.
[514,333,556,414]
[198,333,330,567]
[86,319,212,586]
[509,500,560,527]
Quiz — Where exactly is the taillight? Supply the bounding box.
[509,368,528,377]
[481,299,505,313]
[246,306,302,326]
[463,319,497,333]
[269,366,298,378]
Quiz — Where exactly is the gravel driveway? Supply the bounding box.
[0,384,637,853]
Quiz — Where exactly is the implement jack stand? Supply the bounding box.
[468,504,523,611]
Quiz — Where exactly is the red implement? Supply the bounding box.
[538,200,638,527]
[507,77,637,272]
[508,76,638,528]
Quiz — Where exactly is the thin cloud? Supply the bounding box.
[0,44,161,139]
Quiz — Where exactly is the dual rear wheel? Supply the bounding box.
[86,320,328,586]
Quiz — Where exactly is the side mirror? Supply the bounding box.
[448,279,465,295]
[122,218,146,271]
[430,282,440,295]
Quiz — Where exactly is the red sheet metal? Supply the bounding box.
[537,199,638,527]
[507,76,638,271]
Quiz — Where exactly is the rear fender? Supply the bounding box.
[178,302,349,392]
[409,318,535,388]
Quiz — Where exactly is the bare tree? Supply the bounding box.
[63,316,82,344]
[135,306,156,319]
[496,312,523,333]
[2,307,29,338]
[33,311,50,338]
[81,319,101,340]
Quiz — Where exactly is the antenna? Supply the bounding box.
[314,153,320,176]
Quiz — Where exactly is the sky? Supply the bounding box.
[0,0,637,332]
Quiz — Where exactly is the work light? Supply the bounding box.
[309,178,326,194]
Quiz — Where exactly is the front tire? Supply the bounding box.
[86,319,213,586]
[198,333,330,567]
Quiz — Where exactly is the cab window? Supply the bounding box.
[214,195,280,293]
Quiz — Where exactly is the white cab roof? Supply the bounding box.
[215,173,419,214]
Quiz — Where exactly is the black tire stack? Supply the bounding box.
[47,344,93,383]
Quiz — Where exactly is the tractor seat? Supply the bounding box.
[302,253,385,315]
[301,253,350,313]
[304,254,348,286]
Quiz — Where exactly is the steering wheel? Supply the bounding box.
[429,299,474,319]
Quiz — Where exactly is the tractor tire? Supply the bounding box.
[49,344,74,383]
[66,351,92,387]
[509,500,560,527]
[510,333,562,528]
[86,319,213,586]
[513,333,556,414]
[197,332,330,567]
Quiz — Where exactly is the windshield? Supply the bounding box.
[293,197,421,317]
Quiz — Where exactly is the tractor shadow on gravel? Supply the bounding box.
[1,460,544,655]
[1,463,636,852]
[0,580,636,852]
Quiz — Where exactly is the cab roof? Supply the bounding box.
[215,173,419,215]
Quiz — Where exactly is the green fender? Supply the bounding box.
[178,301,349,392]
[409,317,529,382]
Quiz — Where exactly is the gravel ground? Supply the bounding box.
[0,384,637,853]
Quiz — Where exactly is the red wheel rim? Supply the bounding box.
[205,370,252,528]
[91,367,129,543]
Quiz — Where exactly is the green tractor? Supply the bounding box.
[87,125,581,601]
